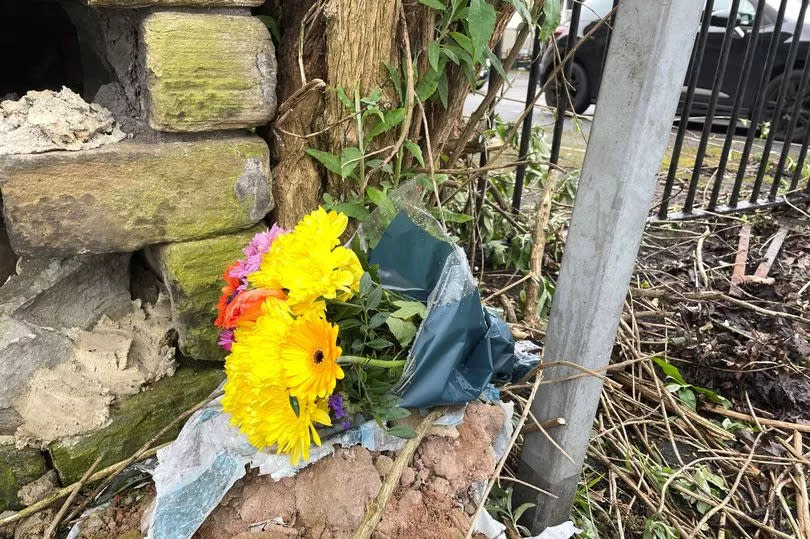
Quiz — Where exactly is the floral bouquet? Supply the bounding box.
[214,208,426,464]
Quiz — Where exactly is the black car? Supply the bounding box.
[540,0,810,138]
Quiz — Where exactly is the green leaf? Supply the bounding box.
[652,356,688,386]
[540,0,562,39]
[366,187,397,219]
[450,31,474,57]
[508,0,533,24]
[368,312,389,329]
[335,87,354,111]
[441,46,459,64]
[387,424,417,439]
[486,48,508,82]
[340,146,364,178]
[437,71,449,108]
[361,87,383,105]
[384,62,404,103]
[334,200,370,222]
[366,285,383,310]
[384,407,411,420]
[359,273,373,295]
[338,318,362,331]
[468,0,496,63]
[391,300,427,320]
[438,208,473,223]
[403,141,425,167]
[386,317,417,347]
[366,107,407,143]
[513,502,536,523]
[677,387,697,411]
[428,41,441,71]
[416,69,442,102]
[365,337,393,350]
[418,0,446,10]
[306,149,343,176]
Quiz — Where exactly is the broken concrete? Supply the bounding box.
[13,296,177,444]
[0,88,125,156]
[49,365,225,484]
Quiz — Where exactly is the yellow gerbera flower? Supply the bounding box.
[222,381,331,464]
[250,208,363,305]
[280,316,344,399]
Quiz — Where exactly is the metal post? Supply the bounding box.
[512,30,543,211]
[548,1,582,167]
[514,0,703,532]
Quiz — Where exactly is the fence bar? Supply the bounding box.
[683,0,742,214]
[771,43,810,198]
[599,0,620,75]
[730,0,788,206]
[515,0,703,531]
[791,103,810,190]
[512,33,542,211]
[753,0,809,202]
[478,40,502,209]
[710,0,767,210]
[548,0,582,166]
[657,0,714,219]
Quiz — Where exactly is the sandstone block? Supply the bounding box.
[143,13,276,132]
[0,137,272,257]
[0,444,47,511]
[49,366,224,484]
[150,227,263,361]
[88,0,262,5]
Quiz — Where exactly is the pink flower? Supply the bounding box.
[229,225,286,281]
[218,329,235,351]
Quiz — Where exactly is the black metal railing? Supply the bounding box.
[514,0,810,219]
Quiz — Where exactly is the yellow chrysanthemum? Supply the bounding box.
[222,381,331,464]
[225,297,293,381]
[280,316,344,399]
[250,208,363,306]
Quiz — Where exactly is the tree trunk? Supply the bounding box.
[323,0,402,197]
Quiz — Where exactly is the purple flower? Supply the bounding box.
[218,329,235,351]
[229,225,286,281]
[328,394,352,430]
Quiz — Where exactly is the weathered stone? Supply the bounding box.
[0,408,23,436]
[0,88,126,156]
[0,443,47,511]
[0,221,16,285]
[0,315,72,409]
[142,13,276,132]
[87,0,262,5]
[0,137,272,257]
[150,227,263,361]
[49,366,224,484]
[0,254,131,329]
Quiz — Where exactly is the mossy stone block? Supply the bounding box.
[88,0,262,6]
[0,444,47,511]
[0,137,272,257]
[49,366,224,485]
[151,227,263,361]
[143,13,277,132]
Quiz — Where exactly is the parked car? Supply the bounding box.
[540,0,810,139]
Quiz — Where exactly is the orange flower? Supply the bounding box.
[221,288,287,329]
[214,262,243,328]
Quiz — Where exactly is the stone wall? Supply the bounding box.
[0,0,276,512]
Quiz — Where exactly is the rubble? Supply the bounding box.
[0,87,125,156]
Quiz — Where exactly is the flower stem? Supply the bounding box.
[338,356,406,369]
